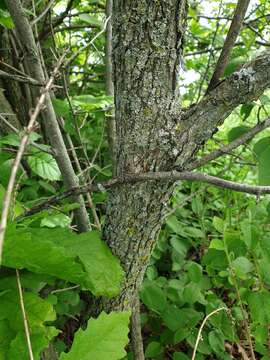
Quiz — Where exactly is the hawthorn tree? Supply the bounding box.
[0,0,270,359]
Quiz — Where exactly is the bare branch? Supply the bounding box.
[207,0,250,92]
[192,308,227,360]
[177,51,270,170]
[187,116,270,170]
[6,0,91,232]
[0,54,65,263]
[16,269,34,360]
[18,170,270,220]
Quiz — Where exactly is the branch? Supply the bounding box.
[6,0,91,233]
[0,69,43,86]
[19,170,270,220]
[38,0,75,40]
[186,116,270,170]
[0,55,65,263]
[207,0,251,92]
[16,269,34,360]
[177,51,270,169]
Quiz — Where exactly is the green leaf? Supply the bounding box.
[28,152,61,181]
[145,341,163,358]
[248,291,270,324]
[0,289,58,359]
[140,282,167,314]
[41,213,71,228]
[3,228,124,297]
[0,9,14,28]
[213,217,224,233]
[187,262,203,283]
[227,126,250,142]
[208,330,225,354]
[231,257,253,279]
[253,137,270,184]
[173,353,189,360]
[240,103,255,121]
[60,312,130,360]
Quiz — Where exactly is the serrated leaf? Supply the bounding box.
[0,289,58,359]
[28,152,61,181]
[60,312,130,360]
[3,228,124,297]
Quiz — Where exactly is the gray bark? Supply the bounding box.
[102,1,270,313]
[103,0,187,311]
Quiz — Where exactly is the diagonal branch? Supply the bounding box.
[207,0,251,92]
[0,55,65,263]
[6,0,91,232]
[177,51,270,170]
[19,170,270,220]
[186,116,270,170]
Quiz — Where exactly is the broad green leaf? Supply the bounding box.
[209,239,224,250]
[3,228,124,297]
[41,213,71,228]
[73,95,113,111]
[183,283,206,305]
[52,230,124,297]
[140,282,167,314]
[248,291,270,324]
[187,262,203,283]
[60,312,130,360]
[0,289,58,359]
[28,152,61,181]
[231,257,253,279]
[227,126,250,142]
[208,330,225,354]
[52,98,71,119]
[162,306,202,331]
[145,341,163,358]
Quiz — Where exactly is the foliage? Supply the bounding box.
[0,0,270,359]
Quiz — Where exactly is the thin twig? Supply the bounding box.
[207,0,251,92]
[16,269,34,360]
[65,16,111,67]
[0,54,65,263]
[187,116,270,170]
[192,307,227,360]
[31,0,56,26]
[18,170,270,220]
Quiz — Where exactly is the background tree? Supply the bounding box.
[0,0,270,359]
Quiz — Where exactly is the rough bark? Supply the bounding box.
[103,0,187,311]
[102,1,270,313]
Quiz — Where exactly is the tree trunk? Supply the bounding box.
[102,0,187,311]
